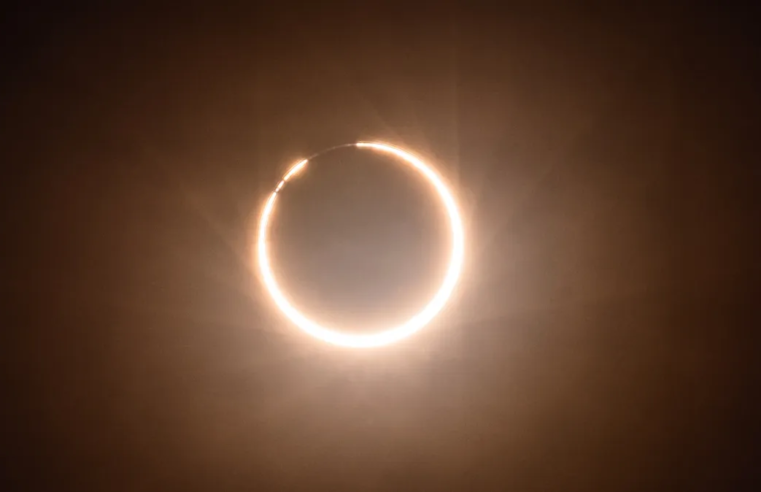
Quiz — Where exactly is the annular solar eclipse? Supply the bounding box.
[257,142,464,348]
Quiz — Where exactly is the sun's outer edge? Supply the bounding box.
[257,142,465,348]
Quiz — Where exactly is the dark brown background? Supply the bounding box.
[2,3,758,491]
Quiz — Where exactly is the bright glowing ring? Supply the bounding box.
[257,142,464,348]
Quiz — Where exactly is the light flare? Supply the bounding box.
[257,142,464,348]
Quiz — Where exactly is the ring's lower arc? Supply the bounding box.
[257,142,465,348]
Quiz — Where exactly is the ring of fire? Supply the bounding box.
[257,142,465,348]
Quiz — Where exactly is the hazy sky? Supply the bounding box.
[2,4,757,491]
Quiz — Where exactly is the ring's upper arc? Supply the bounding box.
[257,142,465,348]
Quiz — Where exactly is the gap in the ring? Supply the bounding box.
[269,146,450,334]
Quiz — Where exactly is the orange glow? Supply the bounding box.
[257,142,464,348]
